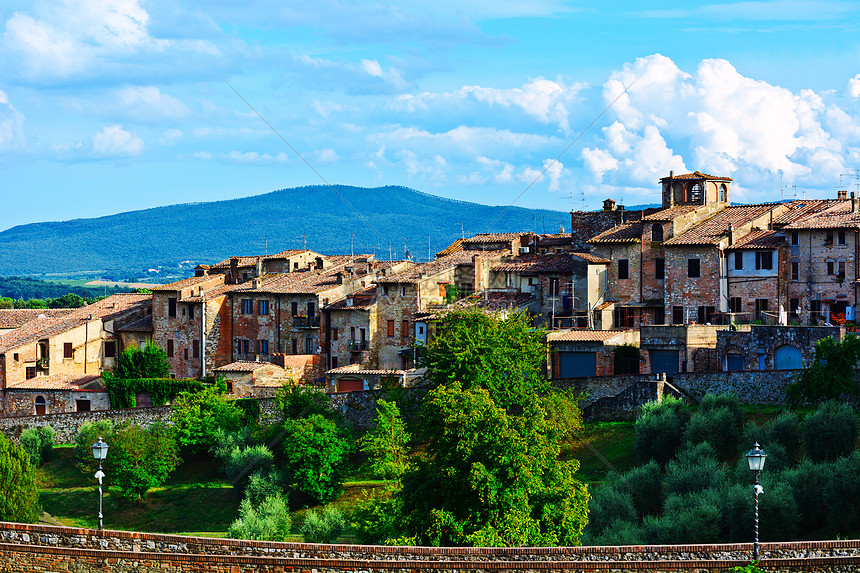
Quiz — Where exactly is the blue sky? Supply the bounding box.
[1,0,860,233]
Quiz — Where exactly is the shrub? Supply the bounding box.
[278,383,331,419]
[20,425,53,466]
[758,477,799,542]
[822,451,860,535]
[228,493,292,541]
[585,485,637,536]
[350,489,403,545]
[765,412,801,464]
[666,443,724,495]
[634,396,691,466]
[244,467,285,507]
[699,393,743,428]
[301,505,347,543]
[685,406,741,462]
[224,444,275,490]
[614,460,663,518]
[802,400,858,462]
[0,433,40,523]
[112,343,169,379]
[282,415,352,505]
[783,459,830,534]
[540,388,584,442]
[655,489,723,544]
[581,518,645,546]
[171,385,243,450]
[74,420,115,475]
[106,423,181,501]
[358,400,410,480]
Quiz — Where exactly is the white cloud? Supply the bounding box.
[116,86,189,120]
[92,124,143,156]
[0,89,25,149]
[849,74,860,98]
[193,149,289,163]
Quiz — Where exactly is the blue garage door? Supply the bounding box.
[651,350,679,374]
[774,345,802,370]
[558,352,597,378]
[726,354,745,372]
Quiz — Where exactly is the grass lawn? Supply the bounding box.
[565,421,636,486]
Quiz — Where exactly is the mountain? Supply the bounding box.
[0,185,572,277]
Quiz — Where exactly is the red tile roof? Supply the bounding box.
[210,250,323,269]
[659,171,732,181]
[771,200,841,226]
[462,233,527,245]
[327,364,416,375]
[728,230,786,250]
[492,254,601,274]
[571,252,611,264]
[783,204,860,230]
[7,373,103,391]
[213,361,284,373]
[376,252,478,284]
[663,205,778,246]
[642,205,703,221]
[116,314,153,332]
[326,286,377,310]
[0,309,74,330]
[151,275,222,292]
[435,238,464,258]
[546,329,630,342]
[587,222,642,244]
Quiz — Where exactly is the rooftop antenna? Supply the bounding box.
[780,170,783,202]
[841,170,860,195]
[405,238,412,261]
[428,235,431,262]
[460,223,465,240]
[388,243,392,261]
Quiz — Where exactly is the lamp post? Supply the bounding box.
[91,437,109,530]
[746,443,767,561]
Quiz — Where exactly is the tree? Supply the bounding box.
[228,493,292,541]
[106,423,181,500]
[74,420,115,475]
[48,293,86,308]
[399,383,590,546]
[634,396,691,466]
[301,506,346,543]
[358,400,410,479]
[421,308,548,407]
[282,414,352,505]
[112,343,170,379]
[0,433,41,523]
[171,385,243,450]
[787,334,860,403]
[20,425,55,466]
[278,383,331,419]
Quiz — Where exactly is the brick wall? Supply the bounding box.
[0,522,858,572]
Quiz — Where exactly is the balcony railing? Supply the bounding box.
[292,315,321,328]
[348,340,368,352]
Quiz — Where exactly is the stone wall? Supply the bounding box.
[0,405,173,443]
[0,522,858,572]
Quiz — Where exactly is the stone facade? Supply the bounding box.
[717,324,842,372]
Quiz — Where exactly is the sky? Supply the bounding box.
[1,0,860,233]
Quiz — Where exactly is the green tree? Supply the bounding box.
[20,425,55,466]
[0,433,41,523]
[801,400,858,462]
[301,506,347,543]
[282,414,351,505]
[48,293,86,308]
[278,383,331,419]
[787,334,860,403]
[106,423,181,501]
[171,385,243,450]
[358,400,410,479]
[74,420,115,475]
[228,493,292,541]
[421,308,548,407]
[112,343,170,379]
[634,396,691,466]
[399,383,590,547]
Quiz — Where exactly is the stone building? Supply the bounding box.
[0,309,74,335]
[717,324,843,371]
[548,329,640,378]
[323,286,377,371]
[212,361,288,398]
[0,294,151,415]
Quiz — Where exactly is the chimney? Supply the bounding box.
[558,225,565,234]
[336,272,343,285]
[255,257,263,278]
[669,170,674,179]
[229,257,239,285]
[195,264,210,277]
[838,189,848,200]
[602,198,616,212]
[853,192,858,213]
[727,223,734,245]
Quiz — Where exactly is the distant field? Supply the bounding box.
[85,280,160,289]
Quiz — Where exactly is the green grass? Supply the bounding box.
[565,421,636,486]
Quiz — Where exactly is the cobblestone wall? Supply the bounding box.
[0,405,173,443]
[0,522,858,572]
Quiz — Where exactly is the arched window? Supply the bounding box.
[720,184,728,202]
[651,224,663,242]
[690,182,703,203]
[34,395,47,415]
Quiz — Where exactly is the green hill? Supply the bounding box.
[0,185,571,277]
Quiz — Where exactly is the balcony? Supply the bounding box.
[348,340,368,352]
[292,315,321,328]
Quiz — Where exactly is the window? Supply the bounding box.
[618,259,629,280]
[735,252,743,270]
[105,341,116,358]
[331,356,338,369]
[241,299,253,314]
[400,285,408,297]
[350,326,355,340]
[440,283,447,296]
[755,251,773,270]
[13,353,18,362]
[653,307,665,325]
[827,260,835,275]
[332,327,339,341]
[64,342,73,359]
[34,395,46,415]
[791,230,798,245]
[825,232,833,245]
[616,307,636,328]
[226,381,234,394]
[401,320,409,340]
[291,302,298,316]
[688,258,701,278]
[167,339,174,358]
[305,337,315,354]
[651,224,663,242]
[387,320,395,337]
[730,297,742,314]
[192,340,200,359]
[720,183,728,202]
[690,182,703,203]
[672,306,684,325]
[655,258,665,280]
[755,299,769,321]
[697,306,716,324]
[168,297,177,317]
[26,367,36,380]
[76,399,91,412]
[791,261,799,281]
[307,302,315,317]
[257,339,269,354]
[236,339,249,354]
[291,339,298,354]
[184,348,189,360]
[258,300,269,315]
[188,304,194,319]
[839,230,846,245]
[790,298,800,315]
[382,284,389,296]
[838,261,846,279]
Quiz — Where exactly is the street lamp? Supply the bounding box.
[91,437,109,530]
[746,443,767,561]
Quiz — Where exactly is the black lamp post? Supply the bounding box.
[91,437,109,530]
[746,443,767,560]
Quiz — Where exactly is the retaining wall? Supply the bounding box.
[0,522,859,572]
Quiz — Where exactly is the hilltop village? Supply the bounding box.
[1,170,858,415]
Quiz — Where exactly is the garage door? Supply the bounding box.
[558,352,597,378]
[651,350,680,374]
[337,378,365,392]
[725,354,745,372]
[774,345,802,370]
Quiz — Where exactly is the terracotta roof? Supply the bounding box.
[151,275,219,292]
[492,254,585,274]
[593,300,617,311]
[376,252,477,284]
[728,230,786,250]
[663,205,778,246]
[0,294,151,354]
[660,171,732,181]
[116,314,153,332]
[326,287,377,310]
[7,373,103,391]
[182,283,240,302]
[326,364,413,375]
[771,200,841,226]
[642,205,703,221]
[587,222,642,244]
[267,249,315,259]
[435,238,464,258]
[453,291,536,312]
[546,329,629,342]
[213,361,284,373]
[537,233,572,247]
[783,204,860,230]
[0,309,75,330]
[462,233,525,244]
[571,252,611,264]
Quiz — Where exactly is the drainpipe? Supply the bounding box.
[200,301,206,378]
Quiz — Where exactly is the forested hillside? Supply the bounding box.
[0,185,571,277]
